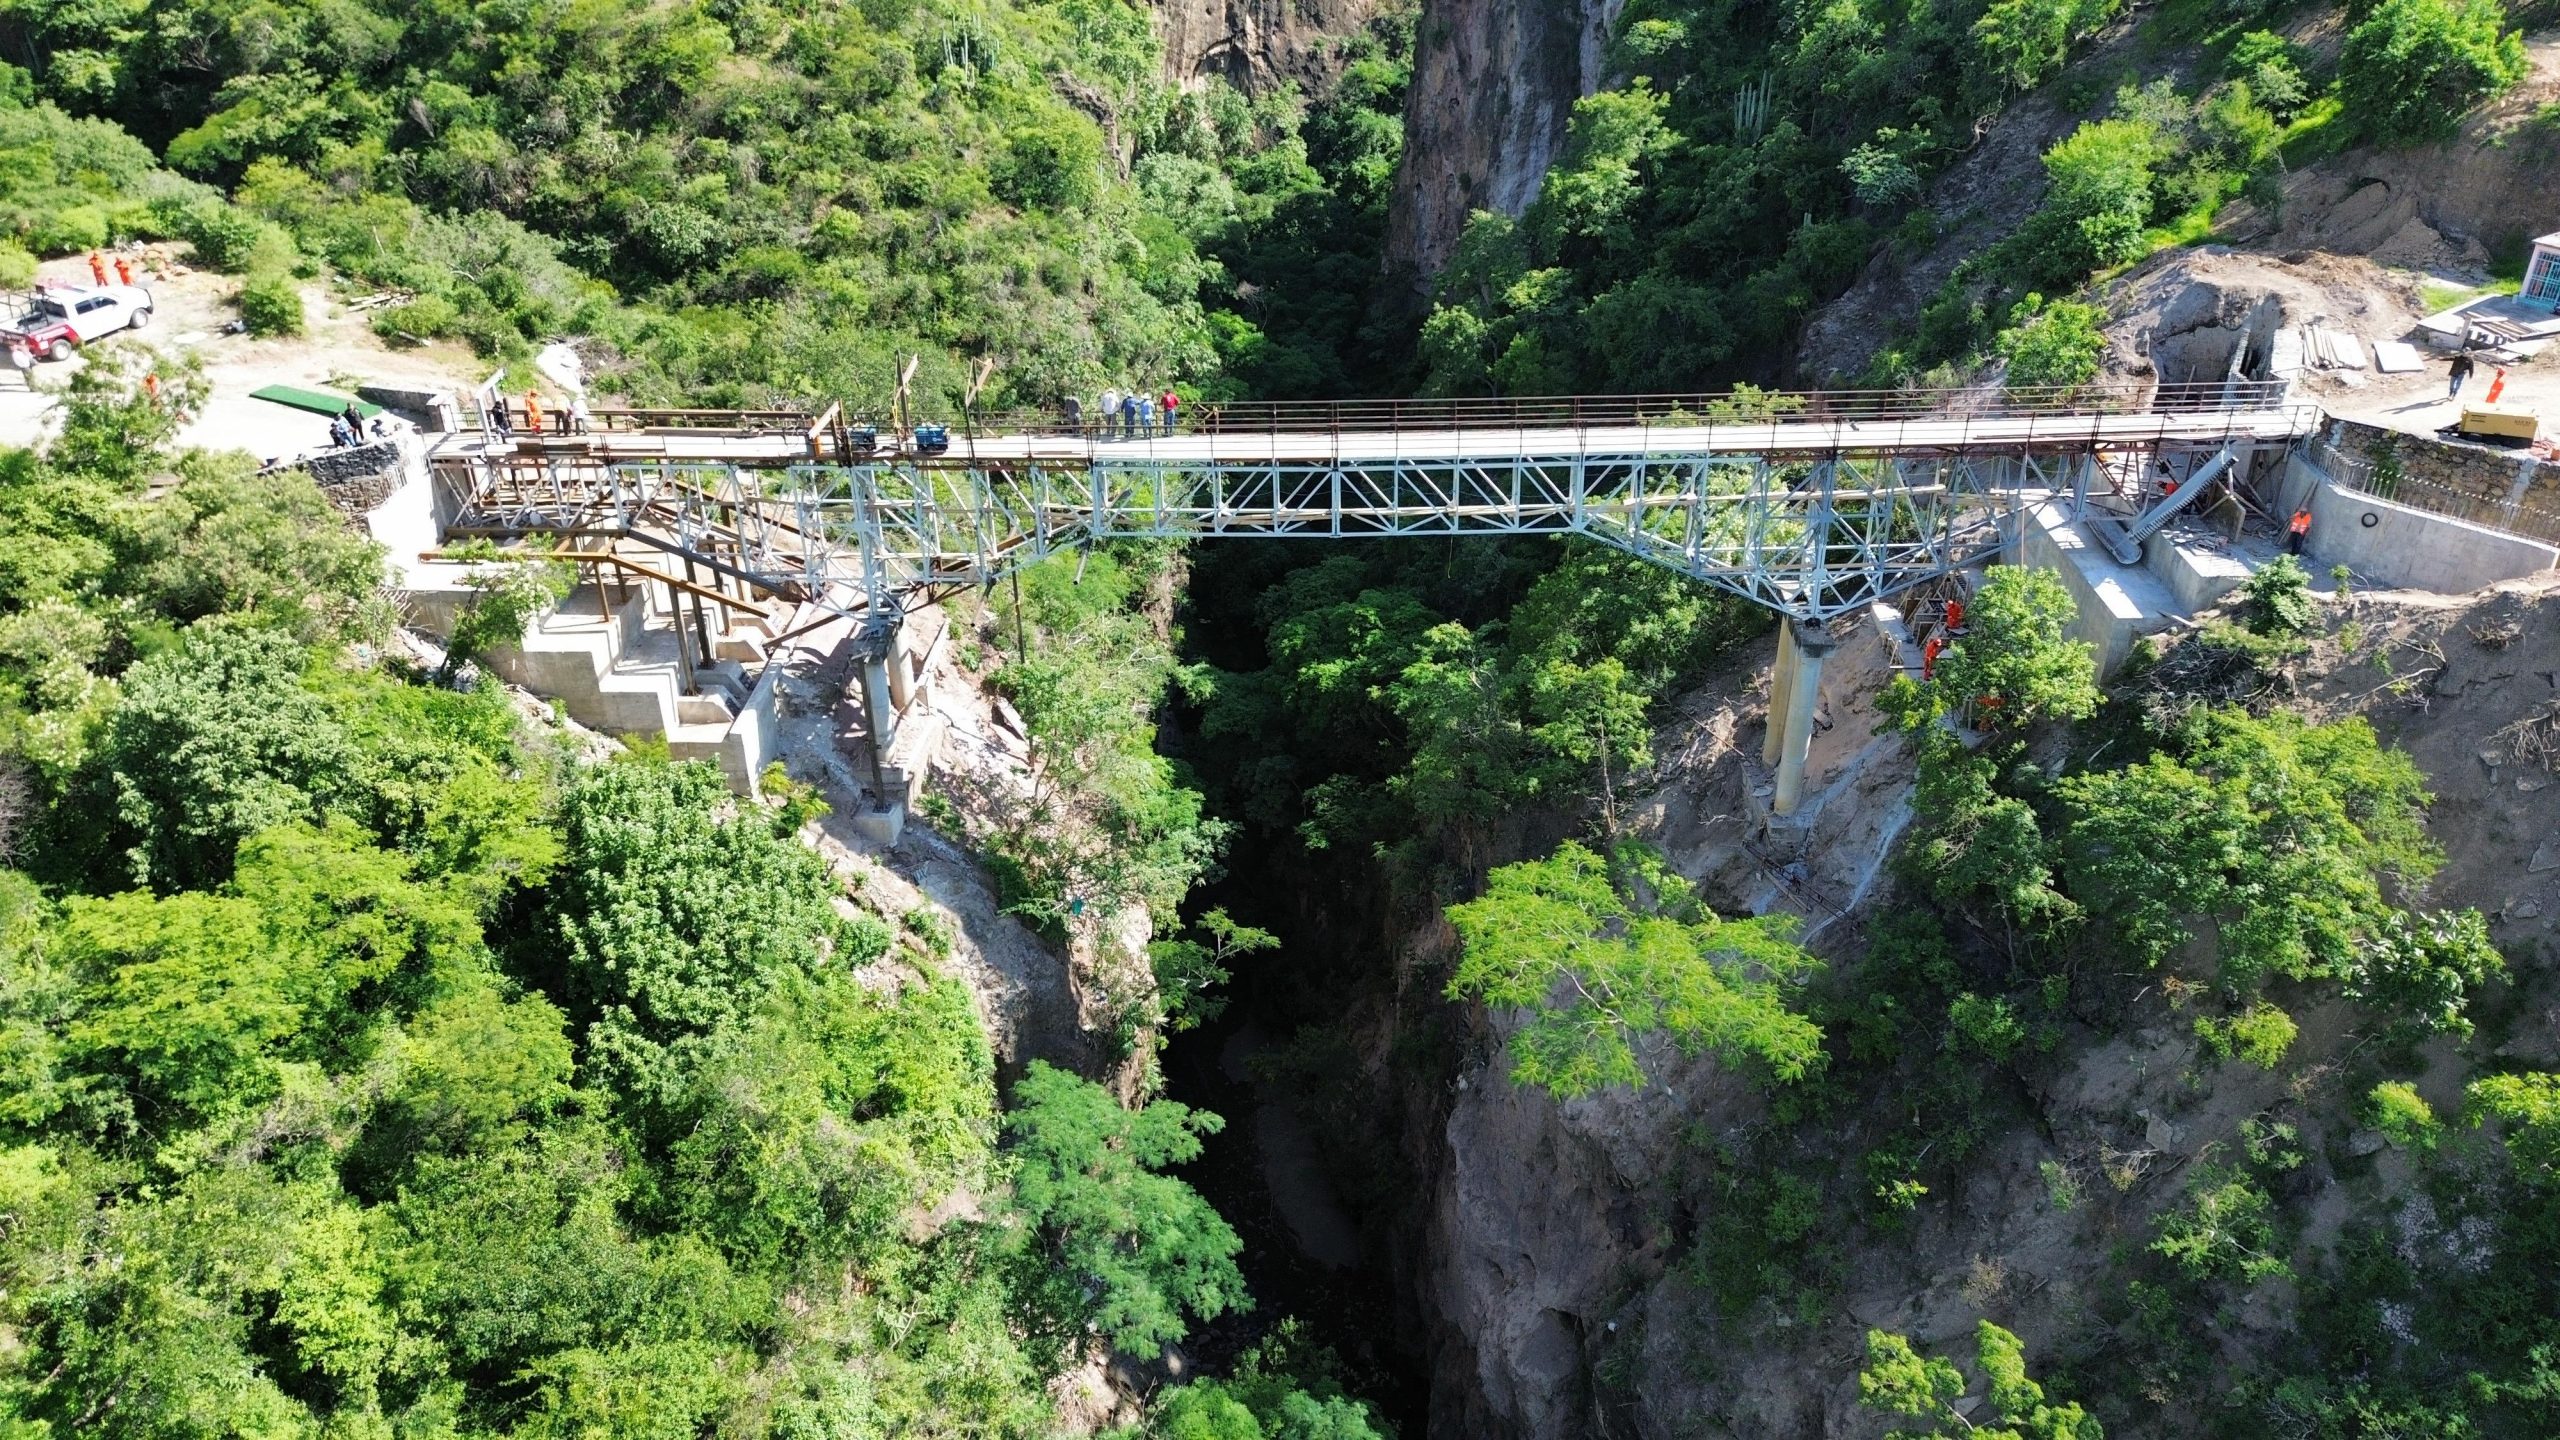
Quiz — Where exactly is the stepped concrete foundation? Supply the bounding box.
[2009,500,2185,679]
[359,444,786,795]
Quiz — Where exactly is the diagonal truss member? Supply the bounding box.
[444,433,2277,814]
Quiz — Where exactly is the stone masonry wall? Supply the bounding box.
[2330,418,2557,518]
[303,441,405,514]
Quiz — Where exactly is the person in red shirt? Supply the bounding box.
[1161,390,1180,435]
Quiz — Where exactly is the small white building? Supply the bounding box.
[2528,231,2560,310]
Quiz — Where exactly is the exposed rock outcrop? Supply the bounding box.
[2242,32,2560,270]
[1154,0,1382,92]
[1395,578,2560,1438]
[1383,0,1625,281]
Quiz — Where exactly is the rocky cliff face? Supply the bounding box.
[1407,626,1921,1439]
[1382,580,2560,1437]
[1154,0,1383,92]
[1383,0,1625,281]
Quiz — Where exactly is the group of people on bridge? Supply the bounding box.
[1063,387,1181,439]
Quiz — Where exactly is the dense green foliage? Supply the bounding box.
[1995,295,2107,390]
[0,363,1291,1438]
[1143,1328,1391,1439]
[1861,1322,2101,1439]
[1445,840,1822,1097]
[1190,541,1760,855]
[1002,1060,1245,1354]
[0,0,1418,408]
[2339,0,2531,143]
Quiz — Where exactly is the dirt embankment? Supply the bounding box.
[1406,575,2560,1439]
[1797,21,2560,385]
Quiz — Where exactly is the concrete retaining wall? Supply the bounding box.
[358,384,462,433]
[2306,477,2558,593]
[2008,501,2181,679]
[2143,531,2253,613]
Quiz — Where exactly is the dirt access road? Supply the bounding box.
[0,245,484,460]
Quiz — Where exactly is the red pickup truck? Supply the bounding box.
[5,283,155,362]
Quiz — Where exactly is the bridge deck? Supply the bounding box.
[436,408,2312,469]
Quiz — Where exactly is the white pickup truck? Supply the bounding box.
[7,283,155,362]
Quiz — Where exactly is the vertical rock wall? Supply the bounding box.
[1154,0,1383,92]
[1383,0,1624,282]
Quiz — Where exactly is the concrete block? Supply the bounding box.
[2143,532,2255,613]
[2009,501,2184,678]
[2307,481,2559,593]
[359,384,463,433]
[848,802,906,845]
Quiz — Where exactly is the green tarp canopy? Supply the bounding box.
[249,384,382,418]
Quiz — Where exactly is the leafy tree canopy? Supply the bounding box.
[1446,840,1824,1097]
[1000,1060,1246,1357]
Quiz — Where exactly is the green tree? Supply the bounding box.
[1148,908,1278,1033]
[1971,0,2120,93]
[61,820,479,1126]
[1001,1061,1246,1357]
[2027,118,2162,282]
[1861,1321,2102,1438]
[2055,709,2435,990]
[1928,568,2101,730]
[2151,1165,2288,1284]
[2364,1081,2441,1150]
[89,624,358,890]
[1996,296,2107,391]
[1895,725,2077,932]
[545,758,888,1108]
[2341,907,2506,1037]
[1445,840,1824,1098]
[2466,1071,2560,1186]
[668,971,994,1277]
[2228,32,2309,122]
[441,542,572,680]
[2234,553,2316,635]
[2194,1000,2297,1069]
[235,272,304,337]
[44,349,208,493]
[2339,0,2529,145]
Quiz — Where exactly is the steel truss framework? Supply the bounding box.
[447,437,2266,626]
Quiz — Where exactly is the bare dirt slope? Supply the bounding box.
[1798,20,2560,386]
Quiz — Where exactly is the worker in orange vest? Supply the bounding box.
[87,251,106,285]
[522,389,545,435]
[1922,634,1944,681]
[113,256,134,286]
[2287,508,2310,555]
[1942,598,1965,634]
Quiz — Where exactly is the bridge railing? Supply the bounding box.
[956,379,2294,438]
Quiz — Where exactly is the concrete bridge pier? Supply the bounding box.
[852,613,903,786]
[1764,619,1837,817]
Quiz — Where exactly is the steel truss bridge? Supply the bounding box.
[437,380,2318,628]
[432,381,2318,815]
